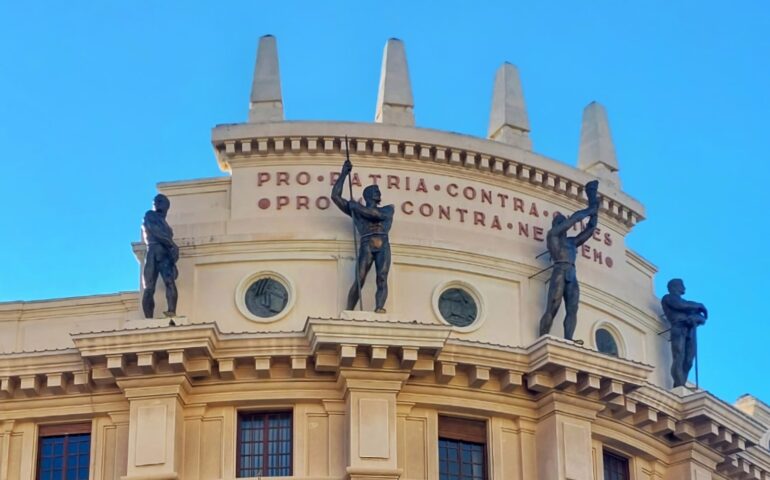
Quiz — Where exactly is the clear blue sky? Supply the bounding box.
[1,2,768,404]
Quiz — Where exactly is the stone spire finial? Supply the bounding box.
[487,63,532,150]
[375,38,414,126]
[578,101,620,187]
[249,35,283,123]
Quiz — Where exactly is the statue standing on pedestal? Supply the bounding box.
[661,279,707,387]
[538,180,600,340]
[331,160,394,313]
[141,194,179,319]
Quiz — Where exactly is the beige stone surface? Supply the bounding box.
[0,322,766,478]
[2,38,768,480]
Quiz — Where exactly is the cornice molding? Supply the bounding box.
[211,122,644,233]
[0,292,138,321]
[1,319,767,477]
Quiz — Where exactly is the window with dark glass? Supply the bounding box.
[37,423,91,480]
[603,450,630,480]
[438,416,487,480]
[596,328,619,357]
[237,411,292,477]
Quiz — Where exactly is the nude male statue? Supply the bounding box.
[661,278,707,387]
[331,160,394,313]
[141,194,179,318]
[538,180,599,340]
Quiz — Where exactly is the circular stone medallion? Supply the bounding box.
[438,288,478,327]
[244,278,289,318]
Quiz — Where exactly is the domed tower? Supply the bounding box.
[0,35,768,480]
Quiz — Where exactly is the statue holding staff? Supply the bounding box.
[331,159,394,313]
[661,278,707,387]
[141,194,179,318]
[538,180,599,340]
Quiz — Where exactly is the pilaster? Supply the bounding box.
[0,421,12,480]
[664,442,724,480]
[338,369,408,480]
[119,375,191,480]
[535,392,604,480]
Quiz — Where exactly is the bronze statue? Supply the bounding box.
[538,180,599,340]
[661,279,707,387]
[332,160,394,312]
[141,194,179,318]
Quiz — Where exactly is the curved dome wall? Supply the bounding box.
[153,119,666,388]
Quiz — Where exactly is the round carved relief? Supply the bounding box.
[438,287,478,327]
[235,271,295,323]
[245,278,289,318]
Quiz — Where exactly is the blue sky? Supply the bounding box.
[0,2,768,403]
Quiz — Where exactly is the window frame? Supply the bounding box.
[602,448,631,480]
[235,409,294,478]
[591,322,626,357]
[36,422,92,480]
[437,415,488,480]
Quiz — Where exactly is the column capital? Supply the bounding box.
[535,391,606,422]
[337,368,410,395]
[117,374,192,403]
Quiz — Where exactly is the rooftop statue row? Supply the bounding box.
[139,165,705,392]
[138,35,708,392]
[248,35,622,189]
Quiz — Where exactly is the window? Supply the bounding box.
[595,328,619,357]
[237,411,292,477]
[603,450,630,480]
[438,416,487,480]
[37,423,91,480]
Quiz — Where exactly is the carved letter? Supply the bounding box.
[258,172,271,187]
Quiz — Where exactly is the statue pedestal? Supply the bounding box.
[123,316,189,330]
[339,310,415,324]
[670,385,697,398]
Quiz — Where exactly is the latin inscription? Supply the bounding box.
[255,170,615,268]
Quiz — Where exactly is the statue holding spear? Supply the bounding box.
[331,139,394,313]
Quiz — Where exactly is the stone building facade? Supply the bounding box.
[0,36,768,480]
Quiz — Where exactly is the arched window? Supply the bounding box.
[595,328,619,357]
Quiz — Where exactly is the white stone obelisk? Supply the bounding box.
[248,35,284,123]
[487,63,532,150]
[578,101,620,188]
[375,38,414,126]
